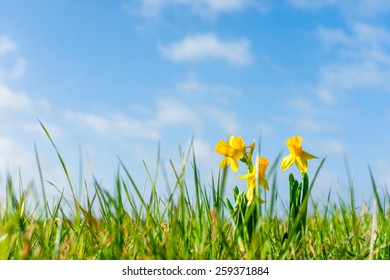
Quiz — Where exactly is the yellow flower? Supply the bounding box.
[280,136,317,173]
[215,136,245,172]
[238,156,269,201]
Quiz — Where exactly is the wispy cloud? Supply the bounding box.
[321,61,390,91]
[316,23,390,98]
[318,23,390,59]
[9,57,26,80]
[200,105,239,134]
[158,33,252,66]
[282,116,340,133]
[64,93,242,141]
[288,0,390,17]
[0,35,69,186]
[126,0,268,17]
[280,92,342,135]
[0,84,31,114]
[21,120,65,141]
[186,137,217,166]
[155,97,202,128]
[288,0,337,9]
[0,36,31,115]
[0,57,27,81]
[176,75,241,96]
[316,138,348,156]
[0,35,26,81]
[64,97,202,140]
[0,136,34,172]
[0,35,17,55]
[63,111,160,140]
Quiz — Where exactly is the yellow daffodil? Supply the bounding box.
[215,136,245,172]
[280,136,317,173]
[238,156,269,201]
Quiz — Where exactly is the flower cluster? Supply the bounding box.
[215,135,318,242]
[215,135,317,203]
[215,135,268,203]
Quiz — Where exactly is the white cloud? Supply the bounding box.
[318,23,390,57]
[0,36,80,202]
[155,98,202,128]
[127,0,267,17]
[288,0,337,9]
[316,85,337,103]
[64,111,159,140]
[64,112,110,133]
[255,122,274,136]
[64,97,204,140]
[317,23,390,93]
[321,61,390,90]
[0,84,31,114]
[279,93,341,132]
[0,57,27,81]
[125,0,165,17]
[64,94,242,142]
[176,76,241,96]
[200,105,239,134]
[317,26,353,48]
[188,137,216,165]
[201,0,252,11]
[0,35,27,81]
[9,57,26,80]
[22,120,65,141]
[158,33,252,66]
[0,35,26,81]
[0,136,34,173]
[289,0,390,17]
[316,139,347,156]
[286,95,324,115]
[292,117,339,132]
[346,0,390,17]
[0,35,17,55]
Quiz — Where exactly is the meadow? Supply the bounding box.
[0,126,389,260]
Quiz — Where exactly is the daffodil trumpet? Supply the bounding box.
[280,135,317,175]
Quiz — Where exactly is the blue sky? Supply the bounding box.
[1,0,390,209]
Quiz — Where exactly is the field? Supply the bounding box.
[0,129,389,260]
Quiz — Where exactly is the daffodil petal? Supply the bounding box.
[295,156,308,173]
[280,154,294,170]
[238,173,251,179]
[228,136,236,147]
[259,178,269,190]
[230,158,239,172]
[234,136,245,150]
[220,157,230,169]
[301,150,318,160]
[229,135,243,149]
[215,140,233,157]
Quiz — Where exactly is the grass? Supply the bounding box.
[0,132,390,260]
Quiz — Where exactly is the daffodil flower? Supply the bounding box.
[280,136,317,173]
[215,136,245,172]
[238,156,269,201]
